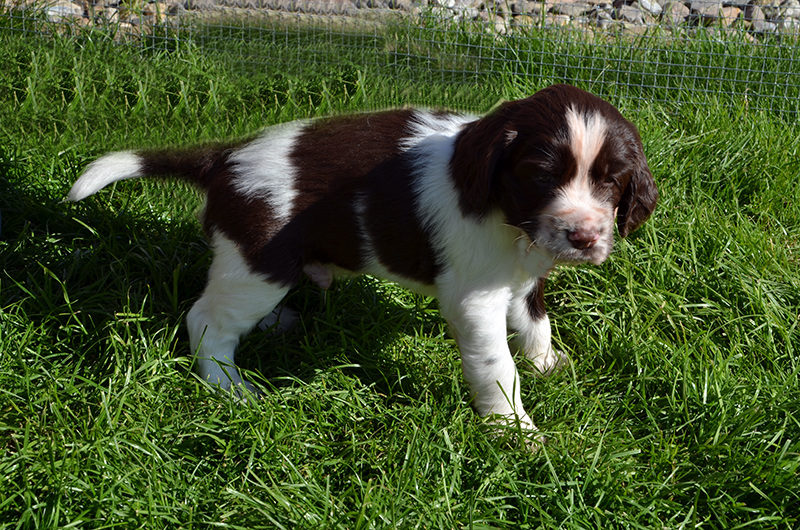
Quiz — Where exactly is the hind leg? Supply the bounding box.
[188,233,291,396]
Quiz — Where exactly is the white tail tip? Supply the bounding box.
[68,151,143,202]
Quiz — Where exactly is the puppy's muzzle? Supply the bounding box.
[567,228,601,249]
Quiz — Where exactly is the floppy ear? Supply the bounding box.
[450,112,514,216]
[617,163,658,237]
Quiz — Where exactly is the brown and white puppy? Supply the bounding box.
[69,84,657,433]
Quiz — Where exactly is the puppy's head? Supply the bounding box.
[451,84,657,265]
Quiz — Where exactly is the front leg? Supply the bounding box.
[438,287,535,431]
[507,277,568,376]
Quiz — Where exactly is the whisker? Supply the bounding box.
[499,222,532,244]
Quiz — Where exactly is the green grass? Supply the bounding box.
[0,18,799,529]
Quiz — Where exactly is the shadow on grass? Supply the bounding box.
[0,152,444,405]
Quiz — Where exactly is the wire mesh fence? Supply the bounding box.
[3,0,800,114]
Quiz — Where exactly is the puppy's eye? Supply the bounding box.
[600,173,619,187]
[513,160,557,184]
[532,171,556,184]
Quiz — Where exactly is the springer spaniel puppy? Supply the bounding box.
[69,84,657,434]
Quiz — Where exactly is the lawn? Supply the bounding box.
[0,15,798,529]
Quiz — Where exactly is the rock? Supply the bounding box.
[662,0,690,24]
[81,0,104,16]
[755,2,783,19]
[613,3,644,22]
[114,20,135,40]
[488,0,507,15]
[719,5,740,26]
[528,0,547,14]
[638,0,660,15]
[453,5,480,17]
[453,0,480,17]
[488,10,510,32]
[551,0,593,16]
[744,3,772,30]
[595,14,622,26]
[509,0,526,13]
[511,13,535,26]
[622,19,648,31]
[46,0,83,21]
[19,0,800,45]
[779,15,800,31]
[101,6,118,21]
[326,0,357,12]
[548,11,572,23]
[184,0,217,9]
[689,0,723,25]
[589,4,619,26]
[782,0,800,19]
[139,1,169,22]
[510,0,546,14]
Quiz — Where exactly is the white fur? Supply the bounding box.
[406,116,542,429]
[507,278,567,376]
[68,151,142,202]
[534,108,614,264]
[352,191,378,273]
[257,306,300,334]
[229,122,306,228]
[187,232,290,396]
[567,106,607,169]
[401,110,476,151]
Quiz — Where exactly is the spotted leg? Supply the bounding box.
[439,286,535,431]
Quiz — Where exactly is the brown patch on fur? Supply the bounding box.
[525,277,547,321]
[281,110,441,285]
[139,139,254,189]
[185,110,441,287]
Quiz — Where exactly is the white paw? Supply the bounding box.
[257,306,300,335]
[195,362,263,404]
[484,413,546,450]
[206,377,263,404]
[527,347,568,377]
[231,379,263,404]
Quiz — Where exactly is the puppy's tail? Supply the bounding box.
[68,145,235,202]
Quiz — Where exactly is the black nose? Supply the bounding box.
[568,229,600,249]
